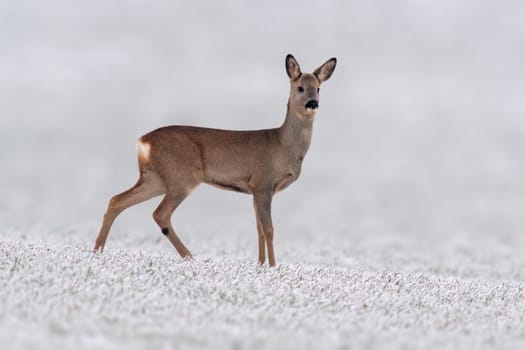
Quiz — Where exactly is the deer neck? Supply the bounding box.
[278,101,314,161]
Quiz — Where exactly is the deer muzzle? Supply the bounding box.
[305,100,319,110]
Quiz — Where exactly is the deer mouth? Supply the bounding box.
[305,100,319,110]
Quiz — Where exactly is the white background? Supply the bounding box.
[1,1,525,349]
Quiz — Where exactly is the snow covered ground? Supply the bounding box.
[3,236,525,350]
[2,1,525,349]
[2,240,525,350]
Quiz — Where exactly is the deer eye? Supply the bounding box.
[297,86,304,93]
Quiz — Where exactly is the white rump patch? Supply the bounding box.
[137,140,151,160]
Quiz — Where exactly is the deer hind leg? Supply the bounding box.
[94,172,165,252]
[153,185,198,259]
[253,192,275,267]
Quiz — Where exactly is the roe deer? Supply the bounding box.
[94,54,337,266]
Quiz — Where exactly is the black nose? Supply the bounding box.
[305,100,318,109]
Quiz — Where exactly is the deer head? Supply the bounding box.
[285,54,337,118]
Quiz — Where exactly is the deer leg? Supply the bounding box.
[94,174,165,252]
[253,196,267,265]
[153,190,194,258]
[256,219,266,265]
[253,192,275,267]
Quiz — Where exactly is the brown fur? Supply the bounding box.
[94,54,337,267]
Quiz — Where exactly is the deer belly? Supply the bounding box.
[204,168,252,194]
[206,179,251,194]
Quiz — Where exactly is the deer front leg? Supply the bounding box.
[253,192,275,267]
[255,218,266,265]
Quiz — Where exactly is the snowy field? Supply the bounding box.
[3,240,525,350]
[2,1,525,349]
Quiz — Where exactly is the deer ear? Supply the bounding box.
[313,57,337,83]
[285,54,302,80]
